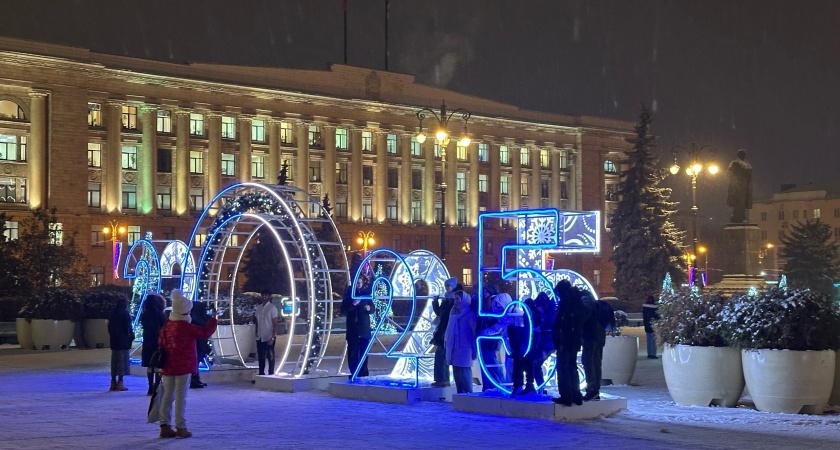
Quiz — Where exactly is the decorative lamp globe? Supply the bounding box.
[670,165,680,175]
[367,237,375,246]
[102,226,110,234]
[459,135,471,147]
[708,164,719,174]
[685,167,694,176]
[416,132,427,144]
[435,129,448,142]
[356,237,364,245]
[691,163,703,173]
[118,226,126,234]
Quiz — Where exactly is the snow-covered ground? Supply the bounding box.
[0,327,838,449]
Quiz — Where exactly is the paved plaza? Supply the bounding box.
[1,329,839,449]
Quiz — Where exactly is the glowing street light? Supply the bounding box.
[356,231,376,255]
[671,143,718,273]
[102,220,127,280]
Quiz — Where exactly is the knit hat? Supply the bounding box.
[171,289,193,317]
[444,277,458,290]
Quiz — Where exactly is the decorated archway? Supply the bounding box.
[184,183,349,376]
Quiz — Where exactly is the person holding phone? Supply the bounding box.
[255,289,279,376]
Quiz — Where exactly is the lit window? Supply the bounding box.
[121,146,137,170]
[540,150,549,168]
[479,174,488,192]
[387,134,398,154]
[462,268,473,286]
[221,154,235,176]
[221,116,236,139]
[411,136,421,156]
[308,125,322,148]
[252,155,265,179]
[87,183,101,207]
[335,198,348,218]
[3,221,19,241]
[0,177,26,203]
[0,134,19,161]
[814,208,821,218]
[280,158,294,180]
[189,113,204,137]
[157,110,171,133]
[19,136,26,161]
[500,145,509,165]
[457,143,467,160]
[604,160,617,173]
[457,204,466,226]
[194,233,207,247]
[336,128,348,150]
[49,223,63,246]
[190,151,203,174]
[121,106,137,129]
[457,173,466,192]
[362,131,373,151]
[387,199,398,220]
[411,201,422,222]
[127,226,141,245]
[500,176,509,195]
[336,162,348,184]
[520,148,530,167]
[362,199,372,221]
[88,103,101,126]
[478,143,488,162]
[190,188,204,211]
[308,161,320,182]
[157,186,171,211]
[252,119,265,142]
[122,184,137,209]
[521,179,529,196]
[606,184,616,201]
[280,122,293,144]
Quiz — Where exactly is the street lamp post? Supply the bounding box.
[415,101,471,261]
[670,143,718,273]
[698,245,708,272]
[356,231,376,255]
[102,220,127,280]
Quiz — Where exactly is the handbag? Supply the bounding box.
[147,380,162,423]
[149,324,168,369]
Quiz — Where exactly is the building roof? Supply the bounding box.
[757,181,840,203]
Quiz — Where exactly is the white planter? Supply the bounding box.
[828,354,840,406]
[602,335,638,385]
[15,318,34,350]
[211,324,256,359]
[663,344,744,407]
[742,349,836,414]
[30,319,75,350]
[84,319,110,348]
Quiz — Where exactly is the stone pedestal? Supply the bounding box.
[710,223,765,295]
[257,375,347,393]
[329,381,455,404]
[452,392,626,421]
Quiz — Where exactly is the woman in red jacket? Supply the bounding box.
[157,289,217,439]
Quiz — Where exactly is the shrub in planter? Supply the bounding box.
[212,293,259,358]
[217,293,259,325]
[721,288,840,414]
[82,288,128,348]
[20,288,83,350]
[654,288,744,407]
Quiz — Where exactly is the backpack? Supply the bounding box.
[596,300,615,331]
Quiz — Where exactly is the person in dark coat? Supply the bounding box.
[341,281,372,378]
[580,290,606,401]
[474,284,502,391]
[108,297,134,391]
[189,301,211,388]
[430,277,457,387]
[643,295,660,359]
[524,292,555,395]
[140,294,167,395]
[508,297,531,395]
[551,280,585,406]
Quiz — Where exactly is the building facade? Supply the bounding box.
[0,37,634,295]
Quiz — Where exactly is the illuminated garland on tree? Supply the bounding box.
[659,272,674,300]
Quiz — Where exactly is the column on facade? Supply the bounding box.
[374,131,387,223]
[530,145,542,210]
[349,128,363,222]
[322,125,337,207]
[548,145,562,209]
[105,100,123,213]
[445,140,457,226]
[423,139,435,226]
[568,146,580,210]
[399,133,412,224]
[267,120,281,185]
[139,106,157,215]
[238,117,252,182]
[510,141,521,210]
[206,113,222,202]
[295,122,310,197]
[27,90,49,209]
[468,142,479,227]
[174,110,190,215]
[488,141,501,212]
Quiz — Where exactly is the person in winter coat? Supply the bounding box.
[580,290,606,401]
[140,294,167,395]
[506,297,531,395]
[474,284,502,391]
[430,277,457,387]
[108,297,134,392]
[643,295,660,359]
[341,281,372,378]
[551,280,585,406]
[189,302,211,388]
[157,289,218,439]
[525,292,555,394]
[444,289,477,393]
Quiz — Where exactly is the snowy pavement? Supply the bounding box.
[1,328,839,449]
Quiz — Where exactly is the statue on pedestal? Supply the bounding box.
[727,149,752,223]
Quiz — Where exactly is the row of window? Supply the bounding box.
[761,208,829,221]
[2,220,62,244]
[86,182,205,212]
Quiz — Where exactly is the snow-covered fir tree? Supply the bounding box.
[609,106,685,304]
[779,219,839,295]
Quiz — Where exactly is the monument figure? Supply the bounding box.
[727,149,752,223]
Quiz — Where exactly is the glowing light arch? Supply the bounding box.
[184,183,349,376]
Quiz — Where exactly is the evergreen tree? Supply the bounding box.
[609,106,685,304]
[241,228,290,295]
[315,193,348,298]
[15,208,90,292]
[780,219,839,295]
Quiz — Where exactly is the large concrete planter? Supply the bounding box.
[211,324,256,360]
[828,355,840,406]
[30,319,75,350]
[742,349,836,414]
[663,344,744,407]
[84,319,110,348]
[602,335,638,385]
[15,318,34,350]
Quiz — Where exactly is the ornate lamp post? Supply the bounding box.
[356,231,376,255]
[670,143,718,272]
[102,220,127,280]
[415,101,471,261]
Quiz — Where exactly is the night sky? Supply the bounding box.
[4,0,840,228]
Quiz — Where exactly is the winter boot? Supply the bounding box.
[175,428,192,439]
[190,373,207,389]
[115,380,128,391]
[109,380,116,391]
[147,373,155,396]
[159,425,177,438]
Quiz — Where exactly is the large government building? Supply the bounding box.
[0,37,634,295]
